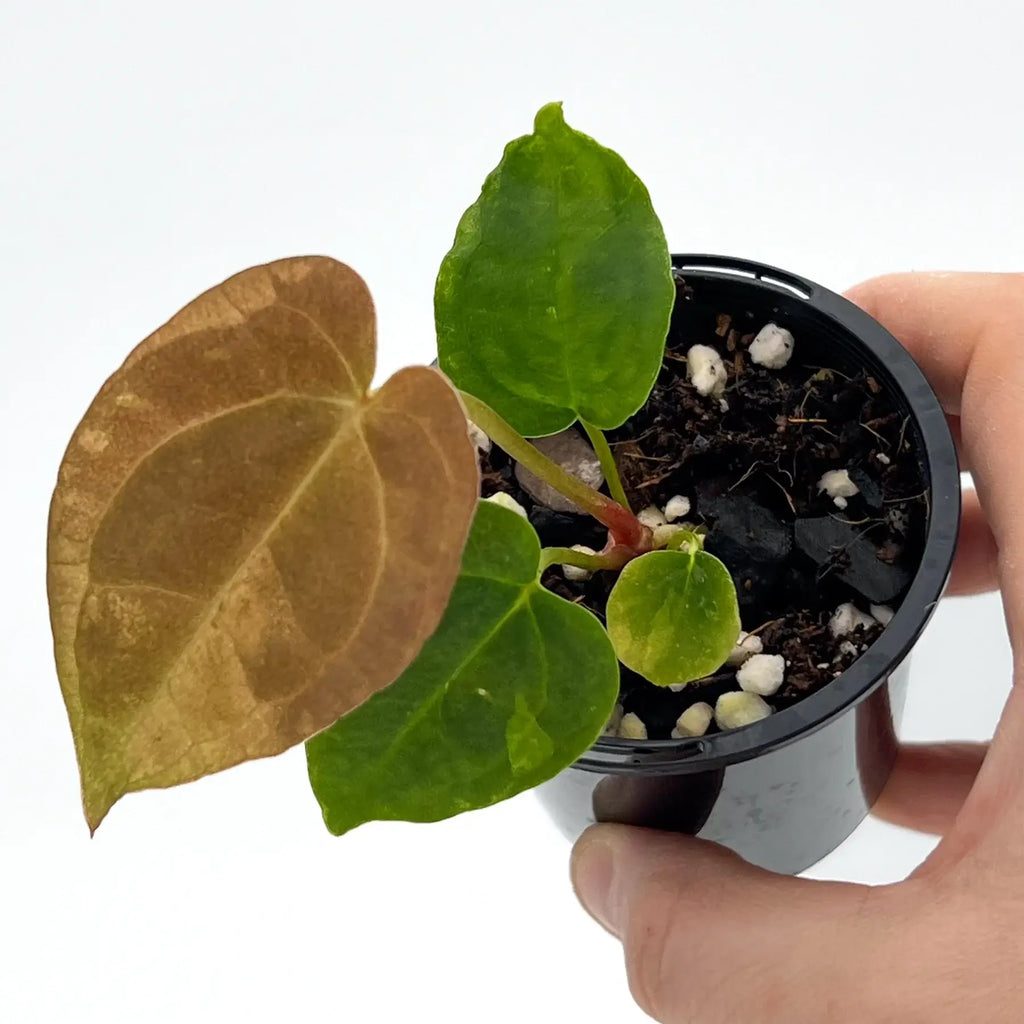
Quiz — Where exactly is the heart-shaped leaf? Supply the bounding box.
[47,256,479,831]
[305,500,619,835]
[605,548,741,686]
[436,102,674,438]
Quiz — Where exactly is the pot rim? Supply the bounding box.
[577,253,961,776]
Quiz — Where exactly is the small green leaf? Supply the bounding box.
[436,102,674,437]
[605,549,741,687]
[305,501,620,835]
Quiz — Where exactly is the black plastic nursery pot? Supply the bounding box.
[535,255,961,875]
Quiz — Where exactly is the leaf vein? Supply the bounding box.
[322,420,389,666]
[276,301,362,395]
[369,588,532,773]
[84,391,355,573]
[94,581,199,603]
[158,408,366,704]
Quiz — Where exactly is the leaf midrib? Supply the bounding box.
[367,584,536,777]
[86,391,355,581]
[551,156,578,419]
[116,398,380,748]
[641,551,697,682]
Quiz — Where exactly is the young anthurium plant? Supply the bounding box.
[47,102,740,835]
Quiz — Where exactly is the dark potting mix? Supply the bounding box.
[477,272,928,740]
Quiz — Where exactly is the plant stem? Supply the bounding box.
[581,420,631,512]
[665,528,703,554]
[539,546,622,573]
[459,391,646,548]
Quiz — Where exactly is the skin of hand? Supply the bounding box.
[570,273,1024,1024]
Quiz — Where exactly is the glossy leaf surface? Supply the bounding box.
[305,501,619,834]
[605,548,741,686]
[436,102,674,437]
[47,257,479,830]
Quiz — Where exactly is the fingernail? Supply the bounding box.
[571,833,618,935]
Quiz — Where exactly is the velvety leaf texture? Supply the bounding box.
[436,102,674,437]
[305,501,620,835]
[605,549,741,686]
[47,257,479,831]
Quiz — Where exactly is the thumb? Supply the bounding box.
[571,824,887,1024]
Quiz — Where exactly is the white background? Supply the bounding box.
[1,2,1018,1021]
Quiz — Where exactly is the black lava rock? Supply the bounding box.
[794,516,912,603]
[702,496,793,613]
[848,467,884,510]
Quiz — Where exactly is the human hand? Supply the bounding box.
[570,273,1024,1023]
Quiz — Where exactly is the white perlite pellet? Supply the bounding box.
[638,505,667,529]
[467,421,491,454]
[725,630,764,667]
[870,603,895,626]
[664,495,692,522]
[686,344,727,397]
[618,712,648,740]
[749,323,795,369]
[829,602,876,637]
[671,702,714,739]
[837,640,859,659]
[514,428,604,513]
[484,492,528,518]
[602,703,624,736]
[563,544,596,582]
[715,692,773,731]
[818,469,860,508]
[653,523,686,548]
[875,452,891,466]
[736,653,786,696]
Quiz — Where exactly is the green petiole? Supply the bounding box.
[581,420,631,512]
[539,546,621,574]
[459,390,648,551]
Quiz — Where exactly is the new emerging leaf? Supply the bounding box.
[605,548,741,686]
[47,257,479,831]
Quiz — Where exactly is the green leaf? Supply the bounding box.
[605,549,741,687]
[305,500,620,835]
[436,102,674,437]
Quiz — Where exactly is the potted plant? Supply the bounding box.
[46,103,959,874]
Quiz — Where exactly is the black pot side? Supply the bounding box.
[535,255,961,875]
